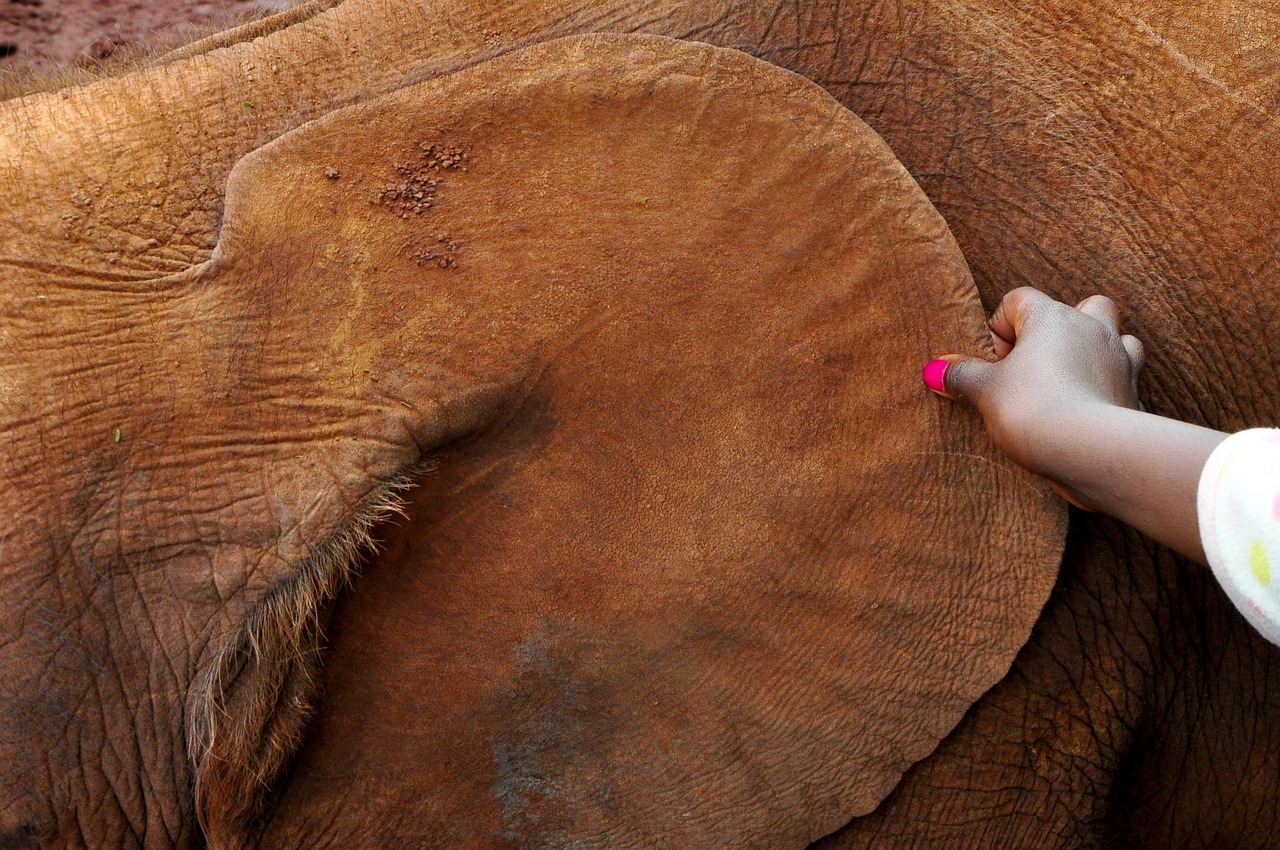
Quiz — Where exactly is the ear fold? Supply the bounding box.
[192,33,1066,847]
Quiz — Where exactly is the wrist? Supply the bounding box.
[1000,399,1128,496]
[1037,400,1133,486]
[1015,403,1225,562]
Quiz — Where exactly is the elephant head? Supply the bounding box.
[0,29,1065,849]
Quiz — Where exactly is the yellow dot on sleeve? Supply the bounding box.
[1250,541,1271,586]
[1218,451,1237,486]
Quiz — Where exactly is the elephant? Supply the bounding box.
[2,1,1279,848]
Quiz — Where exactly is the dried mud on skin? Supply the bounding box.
[373,143,471,217]
[369,142,470,269]
[414,233,462,269]
[318,140,471,272]
[0,0,291,78]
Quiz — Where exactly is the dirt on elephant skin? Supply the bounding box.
[0,0,292,82]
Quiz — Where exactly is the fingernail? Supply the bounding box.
[921,358,949,394]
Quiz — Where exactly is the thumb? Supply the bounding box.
[921,356,992,402]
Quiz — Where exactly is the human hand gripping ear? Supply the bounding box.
[923,286,1227,565]
[923,287,1146,502]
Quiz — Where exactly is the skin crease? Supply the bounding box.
[2,1,1280,848]
[930,286,1228,565]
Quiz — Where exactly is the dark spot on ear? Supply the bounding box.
[487,619,622,844]
[0,45,19,60]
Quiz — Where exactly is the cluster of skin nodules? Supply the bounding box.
[372,142,470,217]
[365,141,469,267]
[413,232,462,268]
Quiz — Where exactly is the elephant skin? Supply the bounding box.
[2,1,1279,849]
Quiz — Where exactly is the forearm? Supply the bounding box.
[1038,405,1227,564]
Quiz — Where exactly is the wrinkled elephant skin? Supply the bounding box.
[1,1,1279,849]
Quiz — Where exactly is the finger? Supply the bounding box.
[1121,333,1144,402]
[922,355,992,403]
[988,287,1052,351]
[1120,334,1144,373]
[990,328,1014,359]
[1075,294,1121,333]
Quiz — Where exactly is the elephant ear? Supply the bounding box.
[199,33,1067,848]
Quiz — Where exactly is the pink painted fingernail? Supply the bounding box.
[922,359,949,394]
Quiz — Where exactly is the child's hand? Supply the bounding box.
[923,287,1146,509]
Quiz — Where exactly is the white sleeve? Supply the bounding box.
[1197,428,1280,647]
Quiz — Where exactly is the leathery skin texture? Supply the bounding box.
[3,0,1280,847]
[820,511,1280,849]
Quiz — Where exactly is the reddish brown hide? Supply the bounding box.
[202,34,1067,848]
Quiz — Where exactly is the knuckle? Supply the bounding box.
[1004,286,1039,308]
[995,287,1039,327]
[1079,294,1119,318]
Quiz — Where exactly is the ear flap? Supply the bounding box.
[192,33,1067,847]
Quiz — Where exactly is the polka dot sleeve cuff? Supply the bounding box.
[1198,428,1280,647]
